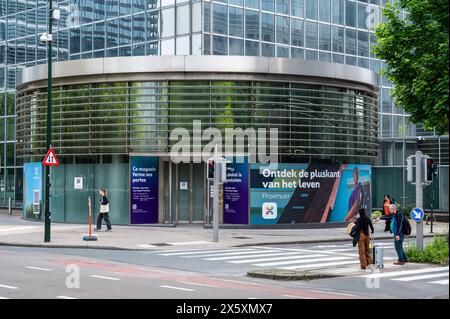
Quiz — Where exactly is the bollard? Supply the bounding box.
[8,197,12,215]
[83,196,97,241]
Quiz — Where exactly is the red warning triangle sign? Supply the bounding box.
[42,147,59,166]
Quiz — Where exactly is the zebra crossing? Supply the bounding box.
[360,267,449,286]
[149,242,397,272]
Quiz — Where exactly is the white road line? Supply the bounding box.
[25,266,52,271]
[90,275,121,281]
[143,249,193,254]
[0,284,18,289]
[168,241,210,246]
[360,267,449,279]
[392,272,449,282]
[161,285,195,292]
[281,294,315,299]
[209,278,267,287]
[57,296,77,299]
[309,290,356,297]
[428,279,449,285]
[254,256,350,267]
[229,254,325,264]
[136,267,173,274]
[205,252,304,261]
[281,260,361,270]
[160,248,257,256]
[179,281,220,288]
[187,250,280,259]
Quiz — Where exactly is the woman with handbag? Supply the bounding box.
[95,188,112,232]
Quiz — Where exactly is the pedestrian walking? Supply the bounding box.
[390,204,408,265]
[95,188,112,232]
[355,208,374,269]
[383,194,392,232]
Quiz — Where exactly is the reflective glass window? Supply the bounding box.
[305,21,317,49]
[161,8,175,38]
[358,31,369,57]
[333,53,344,64]
[192,1,202,33]
[204,1,210,33]
[177,5,190,35]
[147,10,159,41]
[262,42,275,57]
[106,19,118,48]
[305,0,317,20]
[119,16,132,45]
[261,13,275,43]
[230,7,244,38]
[276,0,289,15]
[133,0,146,13]
[176,36,190,55]
[305,49,317,60]
[70,28,81,53]
[246,0,259,9]
[119,46,132,56]
[106,0,119,18]
[291,0,304,18]
[229,38,244,55]
[161,39,175,55]
[345,28,356,55]
[245,40,259,56]
[230,0,244,5]
[119,0,132,16]
[291,47,304,58]
[319,23,330,51]
[94,0,106,20]
[213,35,227,55]
[262,0,275,12]
[332,0,344,25]
[133,14,145,43]
[245,10,259,40]
[81,24,93,52]
[346,55,357,65]
[291,18,304,47]
[93,22,105,50]
[318,0,330,22]
[277,46,289,58]
[358,3,368,29]
[345,0,356,27]
[276,16,289,45]
[319,51,331,62]
[213,4,227,35]
[332,26,344,53]
[132,43,145,55]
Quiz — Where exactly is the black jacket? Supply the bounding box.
[356,216,374,237]
[100,195,109,205]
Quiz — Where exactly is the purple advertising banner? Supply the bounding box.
[223,160,249,224]
[130,156,159,224]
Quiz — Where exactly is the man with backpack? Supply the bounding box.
[389,204,409,265]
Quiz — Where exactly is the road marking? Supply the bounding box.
[229,254,325,264]
[0,284,18,289]
[161,285,195,292]
[281,294,315,299]
[25,266,52,271]
[428,279,449,285]
[392,272,449,282]
[281,260,361,270]
[186,250,280,259]
[209,278,267,287]
[136,267,172,274]
[169,241,210,246]
[205,252,302,261]
[90,275,120,281]
[160,248,257,256]
[57,296,77,299]
[309,290,356,297]
[179,281,220,288]
[360,267,449,279]
[254,256,350,267]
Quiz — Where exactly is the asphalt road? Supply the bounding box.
[0,240,448,299]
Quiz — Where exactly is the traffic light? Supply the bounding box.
[207,160,215,179]
[425,158,435,183]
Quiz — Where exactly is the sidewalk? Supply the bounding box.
[0,211,448,251]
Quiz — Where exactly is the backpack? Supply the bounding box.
[402,218,412,236]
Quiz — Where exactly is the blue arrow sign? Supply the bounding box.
[410,207,424,222]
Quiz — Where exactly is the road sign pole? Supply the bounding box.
[415,151,423,251]
[44,0,53,243]
[212,147,220,242]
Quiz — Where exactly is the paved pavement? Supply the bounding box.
[0,211,448,251]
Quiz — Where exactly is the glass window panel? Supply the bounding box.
[277,46,289,58]
[70,28,81,53]
[132,14,145,43]
[358,3,369,29]
[119,46,132,56]
[177,4,190,35]
[319,23,330,51]
[161,38,175,55]
[94,22,105,50]
[147,9,159,41]
[291,47,304,59]
[176,36,190,55]
[192,34,202,55]
[305,49,317,60]
[319,0,330,22]
[358,57,369,69]
[105,48,118,56]
[119,16,132,45]
[262,0,275,12]
[332,0,344,25]
[261,13,275,42]
[346,55,357,66]
[382,88,391,113]
[230,0,244,5]
[319,51,331,62]
[204,33,210,54]
[133,44,145,55]
[291,18,304,47]
[345,28,356,55]
[332,25,344,53]
[333,53,344,63]
[276,16,289,45]
[229,7,243,38]
[358,30,369,57]
[81,24,93,52]
[106,19,118,48]
[305,0,317,20]
[161,8,175,38]
[291,0,304,18]
[192,1,202,32]
[229,38,244,55]
[119,0,132,16]
[345,0,356,27]
[245,10,259,40]
[246,0,259,9]
[305,21,317,49]
[106,0,119,18]
[94,0,106,20]
[276,0,289,15]
[262,42,275,56]
[213,4,227,35]
[213,35,227,55]
[245,40,259,56]
[147,41,159,55]
[133,0,146,13]
[204,1,210,33]
[370,32,377,58]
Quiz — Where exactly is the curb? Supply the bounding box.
[0,242,139,251]
[247,270,339,281]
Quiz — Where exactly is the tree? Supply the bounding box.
[374,0,449,135]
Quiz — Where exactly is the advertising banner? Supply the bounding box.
[250,163,371,224]
[130,156,159,224]
[223,160,249,224]
[23,162,43,219]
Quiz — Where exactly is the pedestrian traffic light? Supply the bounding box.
[207,160,215,179]
[406,156,414,182]
[424,158,435,183]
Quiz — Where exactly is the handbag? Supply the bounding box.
[100,203,110,213]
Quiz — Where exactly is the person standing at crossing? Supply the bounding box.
[355,208,374,269]
[95,188,112,232]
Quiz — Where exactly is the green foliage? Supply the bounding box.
[406,234,449,265]
[372,210,382,219]
[374,0,449,135]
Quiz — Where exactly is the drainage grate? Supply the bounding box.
[150,243,172,246]
[232,236,251,239]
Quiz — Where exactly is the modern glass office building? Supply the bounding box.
[1,1,448,224]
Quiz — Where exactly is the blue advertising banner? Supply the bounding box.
[223,160,249,224]
[130,156,159,224]
[250,163,371,224]
[23,162,43,219]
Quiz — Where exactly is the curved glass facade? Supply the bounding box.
[16,79,378,162]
